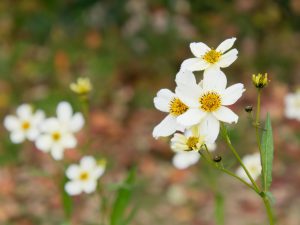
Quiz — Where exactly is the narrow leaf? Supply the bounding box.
[110,167,136,225]
[261,113,274,191]
[61,176,73,221]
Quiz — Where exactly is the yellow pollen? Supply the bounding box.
[79,171,89,181]
[199,92,221,112]
[202,49,222,64]
[21,121,30,130]
[52,132,61,141]
[169,98,189,116]
[186,137,199,150]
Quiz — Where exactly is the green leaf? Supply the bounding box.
[261,113,274,192]
[214,192,224,225]
[110,167,136,225]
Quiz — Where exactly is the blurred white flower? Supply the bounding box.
[176,69,245,142]
[35,101,84,160]
[181,37,238,75]
[65,156,105,195]
[236,152,262,183]
[4,104,45,143]
[284,91,300,121]
[172,151,200,169]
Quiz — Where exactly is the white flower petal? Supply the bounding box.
[51,146,64,160]
[57,101,73,122]
[82,180,97,194]
[203,69,227,92]
[180,58,208,72]
[35,135,52,152]
[80,156,97,170]
[216,37,236,53]
[4,116,20,131]
[66,165,81,179]
[172,152,200,170]
[65,181,82,196]
[70,113,84,132]
[154,89,175,112]
[218,49,238,68]
[222,83,245,105]
[177,109,206,127]
[199,115,220,143]
[190,42,211,57]
[26,128,40,141]
[40,118,60,132]
[176,84,202,108]
[16,104,32,119]
[152,115,177,139]
[32,110,45,125]
[62,134,77,148]
[93,166,105,179]
[175,70,196,86]
[213,106,238,124]
[10,131,25,144]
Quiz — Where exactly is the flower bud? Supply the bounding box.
[252,73,269,89]
[70,77,92,95]
[245,105,253,113]
[213,155,222,162]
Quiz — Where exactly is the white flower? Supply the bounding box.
[171,125,214,152]
[65,156,105,196]
[236,152,262,183]
[181,37,238,74]
[172,151,200,169]
[4,104,45,143]
[35,101,84,160]
[284,91,300,121]
[176,69,245,142]
[152,90,188,139]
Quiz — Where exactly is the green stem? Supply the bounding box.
[262,195,275,225]
[199,151,258,193]
[220,123,261,193]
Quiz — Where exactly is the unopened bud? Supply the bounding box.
[245,105,253,113]
[213,155,222,162]
[252,73,269,89]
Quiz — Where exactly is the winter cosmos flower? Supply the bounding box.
[171,125,216,169]
[65,156,106,195]
[176,69,245,142]
[236,152,262,183]
[284,90,300,121]
[70,77,92,95]
[4,104,45,143]
[35,101,84,160]
[152,79,190,138]
[180,37,238,74]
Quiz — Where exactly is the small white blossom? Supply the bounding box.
[65,156,105,195]
[4,104,45,143]
[236,152,262,183]
[35,101,84,160]
[175,69,245,142]
[285,91,300,121]
[172,151,200,169]
[181,37,238,75]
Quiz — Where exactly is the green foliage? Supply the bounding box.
[261,113,274,192]
[214,192,225,225]
[61,175,73,221]
[110,167,137,225]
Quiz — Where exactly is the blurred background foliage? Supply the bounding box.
[0,0,300,224]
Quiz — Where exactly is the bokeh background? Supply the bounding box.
[0,0,300,224]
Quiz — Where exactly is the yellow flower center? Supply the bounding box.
[169,98,189,116]
[202,49,222,64]
[21,121,31,130]
[186,137,199,150]
[199,92,221,112]
[52,132,61,141]
[79,171,89,181]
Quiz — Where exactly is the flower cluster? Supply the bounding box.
[4,78,106,196]
[153,38,245,168]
